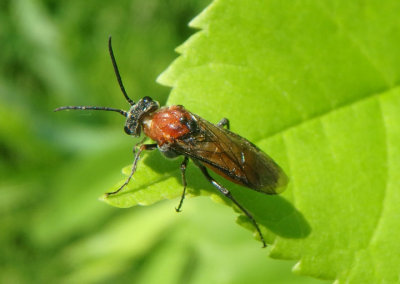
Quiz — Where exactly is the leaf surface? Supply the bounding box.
[104,0,400,281]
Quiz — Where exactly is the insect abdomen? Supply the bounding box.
[200,151,288,195]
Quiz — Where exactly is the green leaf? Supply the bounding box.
[103,0,400,282]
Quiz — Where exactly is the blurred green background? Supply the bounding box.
[0,0,327,283]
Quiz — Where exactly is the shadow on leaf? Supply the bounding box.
[142,150,311,240]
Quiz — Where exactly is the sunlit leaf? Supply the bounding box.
[104,0,400,282]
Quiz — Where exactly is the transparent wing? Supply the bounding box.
[171,114,287,194]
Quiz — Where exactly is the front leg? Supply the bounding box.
[106,143,157,196]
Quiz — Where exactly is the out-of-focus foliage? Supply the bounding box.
[0,0,326,283]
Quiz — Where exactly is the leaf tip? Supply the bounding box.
[188,0,218,29]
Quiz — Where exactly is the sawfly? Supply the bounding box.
[55,37,288,247]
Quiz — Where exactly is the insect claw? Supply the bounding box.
[104,184,125,197]
[104,191,115,198]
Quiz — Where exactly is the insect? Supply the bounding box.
[55,37,288,247]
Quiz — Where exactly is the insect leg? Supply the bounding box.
[216,118,230,130]
[133,137,147,155]
[175,156,189,212]
[105,143,157,196]
[196,164,266,247]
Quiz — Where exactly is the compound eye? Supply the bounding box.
[124,126,131,135]
[143,96,152,103]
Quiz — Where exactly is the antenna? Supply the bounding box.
[54,37,133,117]
[108,36,135,105]
[54,106,128,117]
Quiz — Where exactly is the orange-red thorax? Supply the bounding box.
[142,105,192,145]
